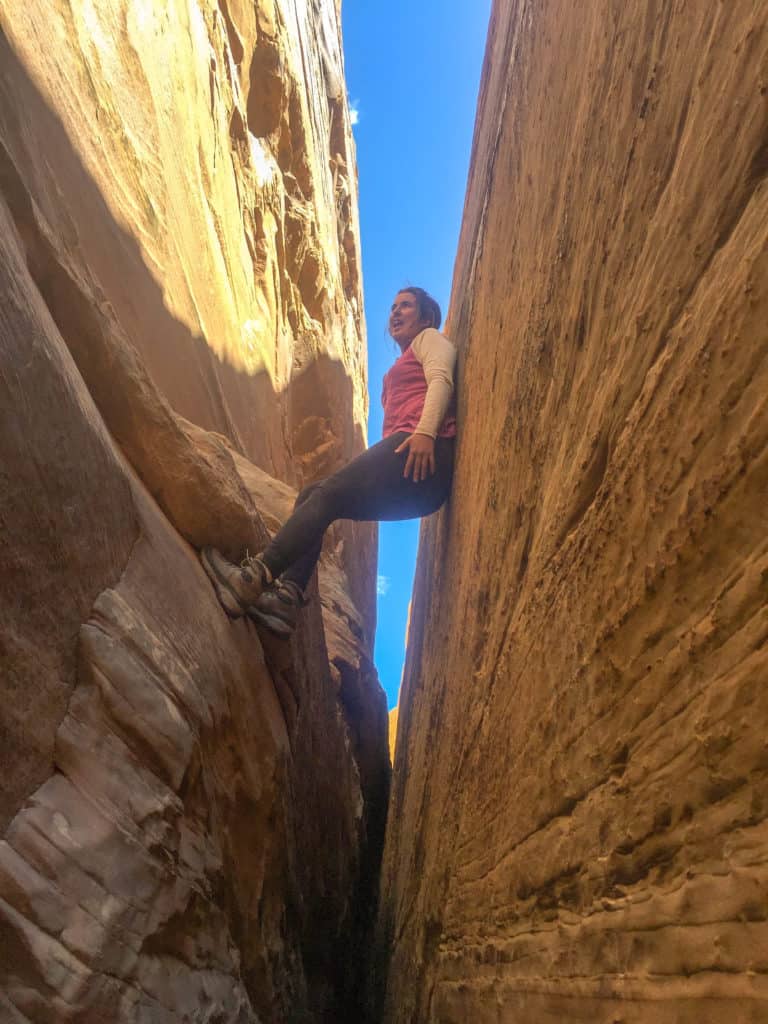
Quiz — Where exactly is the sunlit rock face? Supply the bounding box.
[0,1,387,1020]
[380,2,768,1022]
[0,0,366,479]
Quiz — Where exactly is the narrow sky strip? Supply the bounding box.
[342,2,492,709]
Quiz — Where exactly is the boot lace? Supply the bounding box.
[240,550,273,585]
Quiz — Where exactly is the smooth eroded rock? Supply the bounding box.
[379,2,768,1021]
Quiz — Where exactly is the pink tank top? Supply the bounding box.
[381,345,457,439]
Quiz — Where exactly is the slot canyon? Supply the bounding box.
[1,1,766,1022]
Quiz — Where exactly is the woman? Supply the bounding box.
[201,286,457,637]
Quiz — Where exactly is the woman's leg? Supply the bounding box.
[261,433,454,590]
[275,482,324,590]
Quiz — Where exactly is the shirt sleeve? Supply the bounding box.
[410,328,457,438]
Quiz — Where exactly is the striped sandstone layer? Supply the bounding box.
[380,3,768,1021]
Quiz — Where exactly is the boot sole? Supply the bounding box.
[249,608,295,639]
[200,547,246,619]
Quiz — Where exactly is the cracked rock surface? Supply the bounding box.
[0,2,387,1020]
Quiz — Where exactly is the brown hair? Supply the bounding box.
[399,286,442,330]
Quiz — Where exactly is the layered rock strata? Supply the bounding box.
[0,2,388,1020]
[380,2,768,1022]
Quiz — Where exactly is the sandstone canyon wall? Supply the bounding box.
[381,2,768,1022]
[0,2,388,1021]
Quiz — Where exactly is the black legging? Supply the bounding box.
[261,432,455,589]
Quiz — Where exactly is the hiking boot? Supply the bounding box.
[249,580,306,638]
[200,546,271,618]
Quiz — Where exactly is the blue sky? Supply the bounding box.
[342,2,492,708]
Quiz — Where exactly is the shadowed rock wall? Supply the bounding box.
[0,2,388,1021]
[0,0,376,625]
[380,2,768,1021]
[0,0,366,480]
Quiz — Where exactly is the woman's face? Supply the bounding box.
[389,291,430,349]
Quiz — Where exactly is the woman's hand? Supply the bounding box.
[395,433,435,481]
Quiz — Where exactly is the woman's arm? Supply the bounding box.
[411,328,456,438]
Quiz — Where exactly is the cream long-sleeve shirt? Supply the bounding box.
[381,328,457,439]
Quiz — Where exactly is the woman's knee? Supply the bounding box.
[293,478,344,524]
[294,481,322,510]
